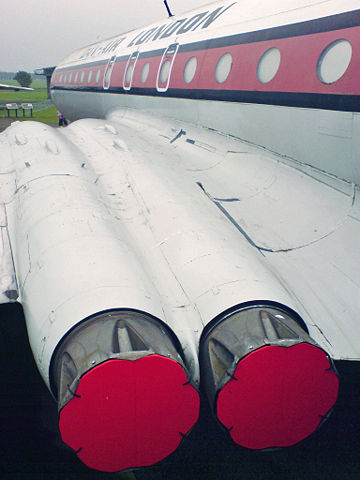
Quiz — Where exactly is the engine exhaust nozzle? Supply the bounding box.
[200,305,339,449]
[52,310,200,472]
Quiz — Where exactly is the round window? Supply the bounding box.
[184,57,197,84]
[125,64,134,84]
[317,40,352,84]
[215,53,232,84]
[257,48,281,84]
[141,63,150,83]
[159,60,171,84]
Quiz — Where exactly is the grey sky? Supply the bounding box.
[1,0,213,72]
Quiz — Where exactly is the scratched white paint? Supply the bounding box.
[0,0,359,396]
[56,0,359,70]
[2,121,201,386]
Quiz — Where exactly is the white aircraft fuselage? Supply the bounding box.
[52,0,360,183]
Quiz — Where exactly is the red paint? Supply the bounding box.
[217,343,339,449]
[53,25,360,95]
[59,355,199,472]
[190,26,360,94]
[133,57,159,88]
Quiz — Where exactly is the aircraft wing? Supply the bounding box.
[0,110,356,471]
[0,83,34,91]
[0,112,358,363]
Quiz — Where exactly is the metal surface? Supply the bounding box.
[0,0,359,473]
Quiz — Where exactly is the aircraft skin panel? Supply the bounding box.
[51,0,360,190]
[1,0,360,472]
[265,221,360,360]
[2,114,357,363]
[67,112,360,361]
[175,137,355,252]
[51,88,360,183]
[0,137,17,303]
[0,220,17,304]
[51,0,360,185]
[1,121,202,387]
[56,0,359,70]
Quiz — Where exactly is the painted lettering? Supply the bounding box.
[151,24,167,41]
[127,3,236,47]
[128,31,145,48]
[160,19,187,39]
[195,3,236,30]
[135,28,158,46]
[79,38,125,60]
[177,13,208,34]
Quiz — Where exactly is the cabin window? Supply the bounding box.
[125,65,134,84]
[159,60,171,84]
[88,70,93,83]
[156,43,179,92]
[104,67,111,87]
[257,47,281,84]
[183,57,197,84]
[95,69,101,84]
[317,40,352,84]
[68,73,72,83]
[103,55,116,89]
[80,71,85,83]
[74,72,79,83]
[141,63,150,83]
[59,74,63,82]
[215,53,232,83]
[123,51,139,90]
[63,74,67,83]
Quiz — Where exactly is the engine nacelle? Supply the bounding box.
[200,304,339,449]
[52,309,199,472]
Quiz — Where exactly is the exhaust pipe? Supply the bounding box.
[52,310,200,472]
[200,304,339,449]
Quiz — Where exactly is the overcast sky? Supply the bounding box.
[1,0,213,72]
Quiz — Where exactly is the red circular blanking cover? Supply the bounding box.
[59,355,200,472]
[217,343,339,449]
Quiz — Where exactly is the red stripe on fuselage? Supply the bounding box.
[52,25,360,96]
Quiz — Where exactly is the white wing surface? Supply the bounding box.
[0,83,34,91]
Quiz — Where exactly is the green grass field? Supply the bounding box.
[0,78,58,125]
[0,78,48,103]
[18,103,58,125]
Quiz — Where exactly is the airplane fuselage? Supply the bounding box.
[51,0,360,183]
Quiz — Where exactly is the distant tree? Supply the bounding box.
[14,71,32,88]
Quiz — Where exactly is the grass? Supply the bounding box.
[0,78,47,103]
[0,78,58,125]
[18,103,59,125]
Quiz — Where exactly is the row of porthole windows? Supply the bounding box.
[58,39,353,88]
[255,39,353,85]
[120,56,214,86]
[209,39,353,85]
[145,38,352,86]
[150,40,352,84]
[58,69,102,85]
